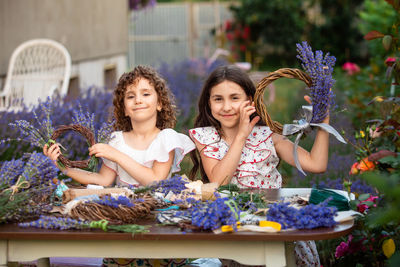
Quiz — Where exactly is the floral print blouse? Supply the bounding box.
[189,126,282,189]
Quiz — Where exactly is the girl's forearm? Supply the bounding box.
[208,136,246,185]
[113,152,171,186]
[62,167,114,186]
[308,126,329,172]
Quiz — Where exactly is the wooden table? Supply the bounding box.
[0,188,354,267]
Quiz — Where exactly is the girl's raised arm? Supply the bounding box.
[196,101,260,185]
[273,114,330,173]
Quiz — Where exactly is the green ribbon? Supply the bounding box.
[89,219,109,231]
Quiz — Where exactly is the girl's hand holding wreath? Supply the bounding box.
[43,143,60,162]
[89,143,121,162]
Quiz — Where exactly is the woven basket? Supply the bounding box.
[50,124,96,169]
[254,68,312,134]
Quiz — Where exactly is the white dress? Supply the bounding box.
[189,126,282,189]
[102,128,195,186]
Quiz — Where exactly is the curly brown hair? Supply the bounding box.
[113,65,177,131]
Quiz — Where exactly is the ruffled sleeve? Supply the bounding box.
[189,127,228,160]
[144,128,195,173]
[101,131,122,172]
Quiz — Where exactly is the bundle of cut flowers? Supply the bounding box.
[19,215,150,234]
[178,195,240,230]
[266,199,337,230]
[1,88,114,164]
[296,41,336,123]
[5,96,114,173]
[0,152,59,223]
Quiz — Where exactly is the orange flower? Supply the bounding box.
[349,158,375,175]
[349,162,359,175]
[358,158,375,172]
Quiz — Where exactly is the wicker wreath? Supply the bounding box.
[50,124,96,169]
[254,68,312,135]
[69,194,157,224]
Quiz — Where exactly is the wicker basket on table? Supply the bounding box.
[254,68,313,134]
[50,124,96,169]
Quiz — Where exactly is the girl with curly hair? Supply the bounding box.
[44,65,195,187]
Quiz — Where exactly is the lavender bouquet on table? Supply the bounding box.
[282,42,346,176]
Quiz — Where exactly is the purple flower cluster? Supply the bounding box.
[0,152,61,223]
[150,175,189,194]
[0,151,58,191]
[1,87,113,162]
[0,158,25,185]
[92,195,134,208]
[266,200,337,230]
[182,197,240,230]
[296,41,336,123]
[18,215,88,230]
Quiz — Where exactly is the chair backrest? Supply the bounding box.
[0,39,71,110]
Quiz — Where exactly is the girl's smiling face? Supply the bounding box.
[124,78,161,123]
[209,80,249,129]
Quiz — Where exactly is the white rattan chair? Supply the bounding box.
[0,39,71,110]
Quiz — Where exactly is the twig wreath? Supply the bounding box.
[254,41,346,175]
[69,194,157,224]
[49,124,96,169]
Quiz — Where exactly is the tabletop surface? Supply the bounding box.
[0,220,354,242]
[0,188,354,242]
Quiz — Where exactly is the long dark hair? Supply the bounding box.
[189,65,265,182]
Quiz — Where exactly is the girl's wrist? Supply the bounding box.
[52,160,69,175]
[234,134,247,144]
[61,167,69,175]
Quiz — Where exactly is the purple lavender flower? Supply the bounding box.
[19,215,88,230]
[296,41,336,123]
[182,197,240,230]
[93,195,134,208]
[266,200,337,229]
[149,175,189,194]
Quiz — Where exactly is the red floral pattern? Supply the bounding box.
[189,126,282,189]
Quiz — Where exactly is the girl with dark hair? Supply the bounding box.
[44,65,195,187]
[189,65,329,266]
[189,64,329,188]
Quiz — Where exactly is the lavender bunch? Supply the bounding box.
[19,215,88,230]
[0,158,25,185]
[8,98,54,148]
[182,197,240,230]
[19,215,150,234]
[93,195,134,208]
[149,175,189,194]
[266,200,337,230]
[0,152,58,223]
[72,103,95,134]
[296,41,336,123]
[72,104,114,144]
